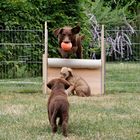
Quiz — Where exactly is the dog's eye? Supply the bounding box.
[62,33,66,36]
[68,33,72,37]
[61,72,66,77]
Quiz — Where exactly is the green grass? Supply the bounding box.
[106,62,140,93]
[0,62,140,139]
[0,92,140,140]
[0,63,140,94]
[0,77,42,93]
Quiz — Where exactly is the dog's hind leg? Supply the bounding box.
[62,112,68,137]
[51,109,58,133]
[76,90,86,97]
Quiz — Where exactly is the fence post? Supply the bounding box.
[101,25,105,95]
[43,21,48,94]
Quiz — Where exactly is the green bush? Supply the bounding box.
[0,0,139,78]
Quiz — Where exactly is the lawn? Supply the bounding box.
[0,77,42,93]
[0,62,140,139]
[106,62,140,93]
[0,62,139,94]
[0,92,140,140]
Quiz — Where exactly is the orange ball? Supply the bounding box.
[61,42,72,51]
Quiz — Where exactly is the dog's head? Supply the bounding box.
[60,67,73,79]
[54,25,81,45]
[47,78,70,90]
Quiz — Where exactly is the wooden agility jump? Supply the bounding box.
[43,22,105,95]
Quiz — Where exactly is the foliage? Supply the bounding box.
[82,0,139,60]
[0,28,44,78]
[106,29,134,61]
[0,0,89,79]
[0,0,139,78]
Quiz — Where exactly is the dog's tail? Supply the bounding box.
[51,104,59,124]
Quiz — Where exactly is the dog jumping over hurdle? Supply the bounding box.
[54,25,84,58]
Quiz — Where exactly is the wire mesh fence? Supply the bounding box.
[0,27,44,93]
[88,15,140,93]
[105,30,140,93]
[0,26,140,93]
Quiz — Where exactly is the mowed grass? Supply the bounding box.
[0,92,140,140]
[0,62,140,94]
[106,62,140,93]
[0,77,42,93]
[0,62,140,139]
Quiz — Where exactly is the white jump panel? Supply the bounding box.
[48,58,101,69]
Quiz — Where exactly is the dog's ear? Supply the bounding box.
[72,25,80,34]
[47,79,55,89]
[53,28,63,37]
[68,68,73,77]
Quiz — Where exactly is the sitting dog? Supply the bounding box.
[54,25,84,58]
[60,67,91,97]
[47,78,70,137]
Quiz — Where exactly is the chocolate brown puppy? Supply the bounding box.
[47,78,70,137]
[54,25,84,58]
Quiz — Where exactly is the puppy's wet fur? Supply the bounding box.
[47,78,70,137]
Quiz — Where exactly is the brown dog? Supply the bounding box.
[54,25,84,58]
[60,67,91,97]
[47,78,70,137]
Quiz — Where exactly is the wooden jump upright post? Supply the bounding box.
[43,21,48,94]
[101,25,105,94]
